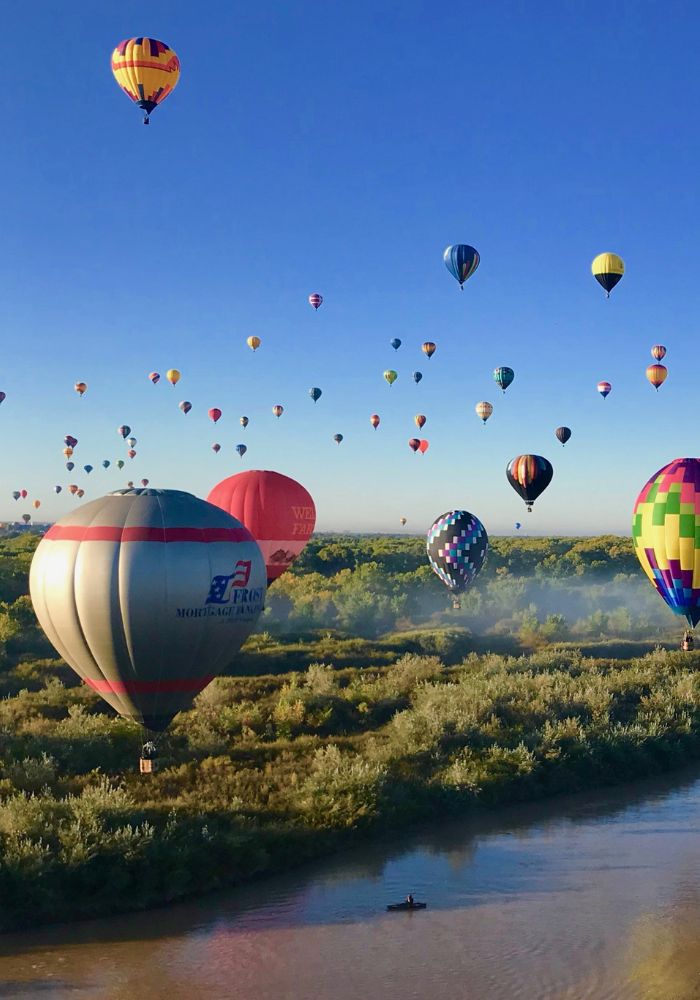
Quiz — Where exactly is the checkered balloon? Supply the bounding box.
[426,510,488,594]
[632,457,700,626]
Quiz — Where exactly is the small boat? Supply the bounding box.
[386,901,427,911]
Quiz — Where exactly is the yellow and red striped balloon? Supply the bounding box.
[111,38,180,124]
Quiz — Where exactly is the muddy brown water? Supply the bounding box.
[3,768,700,999]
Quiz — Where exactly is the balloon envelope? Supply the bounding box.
[111,38,180,123]
[475,401,493,424]
[390,338,401,350]
[309,293,323,310]
[408,438,420,452]
[247,336,261,351]
[208,408,222,423]
[422,342,436,359]
[240,416,249,429]
[207,471,315,585]
[149,372,160,384]
[591,252,624,296]
[236,444,247,458]
[419,439,429,454]
[30,489,265,731]
[272,405,283,418]
[384,370,398,385]
[443,245,480,287]
[415,414,426,429]
[493,367,514,393]
[118,425,131,439]
[597,381,612,398]
[413,371,423,383]
[370,414,380,429]
[555,426,571,445]
[308,387,322,403]
[179,401,192,414]
[651,345,667,361]
[506,455,553,511]
[333,434,343,444]
[166,369,181,386]
[427,510,488,593]
[646,364,668,390]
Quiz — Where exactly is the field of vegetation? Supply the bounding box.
[0,530,698,930]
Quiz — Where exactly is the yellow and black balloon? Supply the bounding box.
[111,38,180,124]
[591,252,624,298]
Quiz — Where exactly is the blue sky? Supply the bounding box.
[2,1,699,534]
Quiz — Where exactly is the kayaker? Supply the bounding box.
[406,893,414,906]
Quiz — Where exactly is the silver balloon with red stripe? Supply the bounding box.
[29,488,266,732]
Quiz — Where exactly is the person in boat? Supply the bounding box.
[406,893,415,906]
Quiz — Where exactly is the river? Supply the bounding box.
[3,767,700,999]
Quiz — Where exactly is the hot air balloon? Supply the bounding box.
[64,435,77,448]
[128,449,136,459]
[591,252,624,297]
[415,414,426,429]
[118,425,131,439]
[422,342,436,360]
[506,455,553,511]
[400,517,407,526]
[116,460,125,470]
[29,489,266,736]
[111,38,180,124]
[515,522,522,531]
[33,500,41,510]
[427,510,488,609]
[148,371,160,384]
[475,402,493,425]
[63,447,73,459]
[208,408,222,423]
[127,438,137,449]
[370,414,380,429]
[390,338,401,351]
[597,381,612,399]
[308,388,322,403]
[443,245,480,288]
[413,371,423,383]
[247,336,261,352]
[240,416,249,429]
[74,382,87,397]
[408,438,420,453]
[11,491,19,501]
[646,364,668,391]
[84,465,93,474]
[309,293,323,310]
[68,485,79,496]
[493,367,514,393]
[141,479,149,487]
[77,490,85,498]
[207,470,316,585]
[272,405,284,418]
[236,444,247,458]
[166,369,180,386]
[0,392,5,404]
[555,426,572,446]
[419,439,429,454]
[54,486,62,494]
[384,370,398,386]
[651,345,667,361]
[179,401,192,414]
[212,443,221,454]
[66,462,75,472]
[127,482,134,489]
[102,460,111,469]
[22,514,31,524]
[20,490,27,499]
[333,434,343,445]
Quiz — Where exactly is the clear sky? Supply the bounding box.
[2,1,699,534]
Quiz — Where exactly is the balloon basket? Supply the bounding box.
[140,757,157,775]
[452,598,462,610]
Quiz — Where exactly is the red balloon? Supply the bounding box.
[408,438,420,453]
[419,439,429,453]
[208,407,222,423]
[370,414,380,429]
[20,489,28,498]
[207,470,315,584]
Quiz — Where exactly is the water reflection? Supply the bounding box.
[3,766,700,999]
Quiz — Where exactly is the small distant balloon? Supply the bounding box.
[0,391,5,404]
[127,481,134,488]
[22,514,31,524]
[74,382,87,397]
[11,491,19,501]
[272,405,284,418]
[179,401,192,414]
[76,489,85,498]
[515,522,522,531]
[422,342,436,360]
[506,454,553,511]
[555,426,572,446]
[308,387,322,403]
[493,367,514,393]
[415,414,426,429]
[68,485,78,496]
[247,336,261,352]
[475,401,493,424]
[208,408,222,423]
[236,444,247,458]
[118,425,131,439]
[399,517,407,526]
[127,438,137,448]
[148,372,160,384]
[20,490,27,499]
[240,416,249,429]
[591,252,624,297]
[102,460,110,469]
[384,370,398,386]
[408,438,420,453]
[128,449,136,459]
[66,462,75,472]
[597,381,612,399]
[646,364,668,391]
[84,465,93,474]
[390,338,402,350]
[63,447,73,458]
[413,371,423,383]
[166,369,181,386]
[141,479,149,487]
[309,293,323,310]
[651,345,667,361]
[333,433,344,445]
[419,439,429,454]
[53,486,62,494]
[116,460,124,470]
[33,500,41,510]
[212,443,221,453]
[64,436,77,448]
[370,414,380,429]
